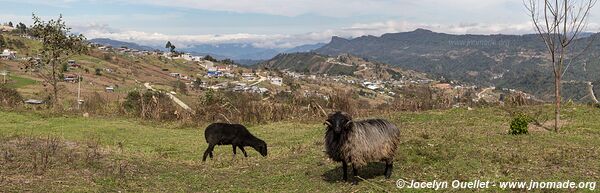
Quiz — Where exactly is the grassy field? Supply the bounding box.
[1,105,599,192]
[4,75,37,89]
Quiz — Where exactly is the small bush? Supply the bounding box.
[123,91,178,121]
[510,113,530,135]
[0,86,23,108]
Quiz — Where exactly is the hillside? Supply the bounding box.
[256,52,428,80]
[0,34,240,106]
[316,29,600,101]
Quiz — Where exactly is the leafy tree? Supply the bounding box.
[221,58,235,65]
[173,80,188,95]
[30,14,87,105]
[165,41,176,55]
[192,78,203,90]
[8,21,13,27]
[165,41,172,50]
[61,63,69,72]
[170,44,176,53]
[16,22,27,34]
[204,55,218,62]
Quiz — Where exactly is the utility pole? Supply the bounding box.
[77,74,82,110]
[0,70,7,84]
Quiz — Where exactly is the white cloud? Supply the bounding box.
[78,20,570,49]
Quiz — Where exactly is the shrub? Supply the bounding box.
[0,86,23,108]
[509,113,530,135]
[123,91,178,121]
[173,80,187,95]
[0,35,5,48]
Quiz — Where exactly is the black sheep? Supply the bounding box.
[202,123,268,161]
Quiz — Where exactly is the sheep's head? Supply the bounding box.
[325,111,353,134]
[253,139,268,157]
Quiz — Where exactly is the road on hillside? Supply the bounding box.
[586,81,598,103]
[477,87,494,100]
[249,74,267,86]
[144,83,192,111]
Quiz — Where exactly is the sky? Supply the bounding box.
[1,0,599,48]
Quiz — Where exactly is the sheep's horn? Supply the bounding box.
[345,121,353,127]
[324,121,332,127]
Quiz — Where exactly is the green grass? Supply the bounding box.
[1,105,599,192]
[5,75,37,88]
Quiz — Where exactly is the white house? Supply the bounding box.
[0,25,15,32]
[0,49,17,60]
[269,76,283,86]
[242,73,256,81]
[180,53,194,61]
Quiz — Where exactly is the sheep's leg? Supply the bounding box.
[384,159,393,179]
[342,161,349,182]
[352,164,359,185]
[202,144,215,162]
[239,146,248,157]
[232,145,237,159]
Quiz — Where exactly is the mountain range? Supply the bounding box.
[315,29,600,101]
[181,43,326,61]
[89,38,156,51]
[90,38,325,62]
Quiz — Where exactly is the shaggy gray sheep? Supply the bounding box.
[324,111,401,182]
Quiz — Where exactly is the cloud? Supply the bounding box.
[77,19,562,49]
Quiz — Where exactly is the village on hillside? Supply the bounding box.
[1,21,538,111]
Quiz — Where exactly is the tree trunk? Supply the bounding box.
[554,76,561,132]
[52,60,59,106]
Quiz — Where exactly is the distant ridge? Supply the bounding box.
[315,29,600,101]
[181,43,327,61]
[90,38,156,51]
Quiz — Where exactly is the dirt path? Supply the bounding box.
[477,87,494,100]
[144,82,192,111]
[586,81,598,103]
[249,74,267,86]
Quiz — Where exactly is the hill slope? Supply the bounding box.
[256,52,428,80]
[316,29,600,101]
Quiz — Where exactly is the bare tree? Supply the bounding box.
[30,14,87,106]
[524,0,597,132]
